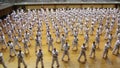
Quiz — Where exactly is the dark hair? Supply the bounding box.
[66,42,68,44]
[54,48,56,51]
[83,43,85,46]
[19,50,21,53]
[107,41,109,44]
[8,41,11,43]
[39,49,41,52]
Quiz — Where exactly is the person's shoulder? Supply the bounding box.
[56,50,58,53]
[116,40,120,42]
[21,52,24,55]
[37,51,39,54]
[52,50,55,54]
[11,42,13,45]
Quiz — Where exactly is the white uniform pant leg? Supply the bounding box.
[18,60,21,68]
[12,48,16,55]
[78,52,83,60]
[36,58,44,67]
[83,52,86,60]
[51,58,55,66]
[22,59,27,67]
[62,52,65,60]
[90,50,93,57]
[103,50,108,58]
[112,46,117,54]
[10,49,12,56]
[1,60,7,68]
[55,58,59,66]
[36,58,39,67]
[67,52,70,60]
[41,58,44,67]
[3,40,7,48]
[48,44,53,51]
[26,47,29,53]
[51,44,53,51]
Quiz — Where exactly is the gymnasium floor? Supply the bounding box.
[0,9,120,68]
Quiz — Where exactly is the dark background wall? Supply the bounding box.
[0,0,119,3]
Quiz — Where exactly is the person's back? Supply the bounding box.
[36,49,44,68]
[52,48,59,68]
[17,50,27,68]
[18,52,23,60]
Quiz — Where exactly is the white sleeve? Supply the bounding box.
[11,43,13,46]
[0,53,3,57]
[63,44,65,48]
[3,36,5,39]
[22,52,24,57]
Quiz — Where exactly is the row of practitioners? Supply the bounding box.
[0,24,118,56]
[0,7,120,44]
[0,7,120,54]
[0,37,120,68]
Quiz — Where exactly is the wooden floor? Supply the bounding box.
[0,11,120,68]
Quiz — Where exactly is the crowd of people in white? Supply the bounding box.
[0,8,120,68]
